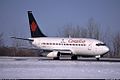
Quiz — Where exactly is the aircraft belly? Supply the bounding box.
[71,47,95,56]
[37,44,100,56]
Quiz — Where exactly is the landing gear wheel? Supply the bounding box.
[71,55,78,60]
[53,57,60,60]
[53,52,60,60]
[96,58,100,61]
[95,55,100,61]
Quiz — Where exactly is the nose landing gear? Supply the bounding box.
[95,55,100,61]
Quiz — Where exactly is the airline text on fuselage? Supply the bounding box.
[68,39,86,43]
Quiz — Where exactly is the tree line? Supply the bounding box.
[0,32,38,57]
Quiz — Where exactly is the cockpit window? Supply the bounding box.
[96,43,106,46]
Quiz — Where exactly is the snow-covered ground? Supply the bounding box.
[0,57,120,79]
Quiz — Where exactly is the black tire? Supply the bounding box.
[96,58,100,61]
[53,57,60,60]
[71,55,78,60]
[53,52,60,60]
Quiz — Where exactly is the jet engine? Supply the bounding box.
[47,51,59,58]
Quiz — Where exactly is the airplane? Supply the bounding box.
[12,11,109,60]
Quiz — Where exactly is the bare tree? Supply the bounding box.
[112,32,120,57]
[57,24,76,38]
[57,18,101,40]
[0,33,4,47]
[11,31,26,56]
[63,24,73,37]
[57,24,87,38]
[102,27,114,57]
[73,25,82,38]
[12,39,24,48]
[79,27,88,38]
[87,18,101,40]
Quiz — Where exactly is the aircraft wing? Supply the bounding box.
[41,49,72,54]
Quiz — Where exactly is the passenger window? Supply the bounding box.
[81,44,83,46]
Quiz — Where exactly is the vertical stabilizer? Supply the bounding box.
[28,11,46,37]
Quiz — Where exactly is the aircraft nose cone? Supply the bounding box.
[104,46,109,53]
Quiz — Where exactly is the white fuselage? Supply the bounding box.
[30,37,109,56]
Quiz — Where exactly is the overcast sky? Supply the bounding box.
[0,0,120,46]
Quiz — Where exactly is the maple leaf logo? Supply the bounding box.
[31,21,37,32]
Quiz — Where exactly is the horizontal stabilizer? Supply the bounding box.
[11,37,34,41]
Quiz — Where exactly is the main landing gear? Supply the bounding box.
[53,52,60,60]
[71,55,78,60]
[53,57,60,60]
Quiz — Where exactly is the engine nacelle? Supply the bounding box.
[47,51,58,58]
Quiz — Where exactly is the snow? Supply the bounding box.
[0,57,120,79]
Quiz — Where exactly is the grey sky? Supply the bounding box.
[0,0,120,46]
